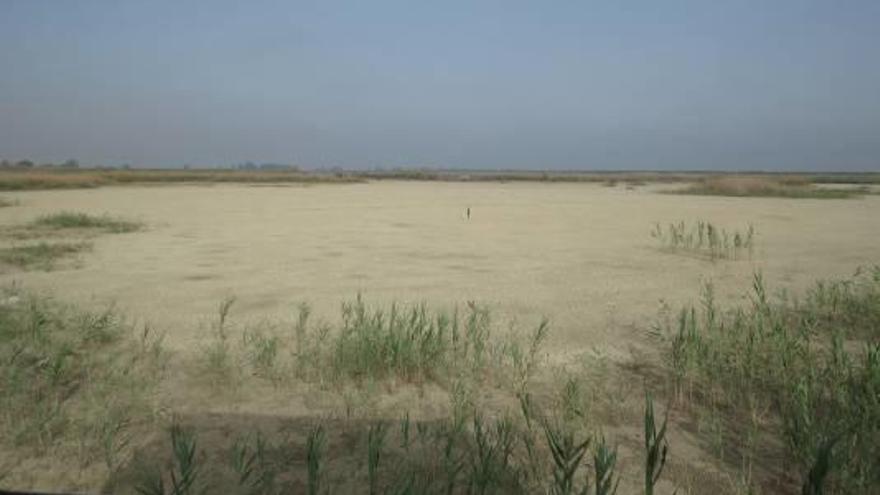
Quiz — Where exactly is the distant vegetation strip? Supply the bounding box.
[1,168,879,191]
[670,176,870,198]
[0,169,364,190]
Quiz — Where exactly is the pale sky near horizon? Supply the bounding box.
[1,1,879,171]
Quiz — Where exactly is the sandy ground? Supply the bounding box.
[1,181,878,356]
[2,181,879,493]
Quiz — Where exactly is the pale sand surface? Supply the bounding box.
[1,181,877,356]
[1,181,878,493]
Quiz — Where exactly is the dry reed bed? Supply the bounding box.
[0,170,362,190]
[672,176,867,198]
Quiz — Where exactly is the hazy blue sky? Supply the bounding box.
[2,1,879,170]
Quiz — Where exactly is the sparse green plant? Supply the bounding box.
[306,424,326,495]
[217,296,236,339]
[135,422,201,495]
[200,296,237,384]
[466,413,516,494]
[441,422,465,495]
[801,436,837,495]
[644,392,669,495]
[400,411,412,451]
[201,334,233,384]
[294,302,311,375]
[169,423,200,495]
[242,328,280,379]
[226,431,278,494]
[229,435,259,490]
[593,436,620,495]
[506,318,550,393]
[559,374,587,424]
[651,220,755,260]
[367,422,388,495]
[543,417,591,495]
[95,409,133,471]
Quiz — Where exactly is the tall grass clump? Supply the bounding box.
[198,296,238,385]
[651,220,755,260]
[661,268,880,493]
[294,296,548,382]
[197,295,538,388]
[33,211,143,233]
[0,288,164,473]
[331,295,454,381]
[0,196,18,207]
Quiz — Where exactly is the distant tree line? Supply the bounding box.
[233,162,300,171]
[0,158,309,171]
[0,158,80,169]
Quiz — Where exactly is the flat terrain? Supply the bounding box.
[1,181,877,355]
[2,180,879,493]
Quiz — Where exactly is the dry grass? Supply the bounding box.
[32,212,143,233]
[0,169,361,190]
[0,288,164,477]
[673,176,866,198]
[0,172,105,190]
[0,212,143,271]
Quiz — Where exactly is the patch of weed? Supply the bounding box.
[0,241,92,270]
